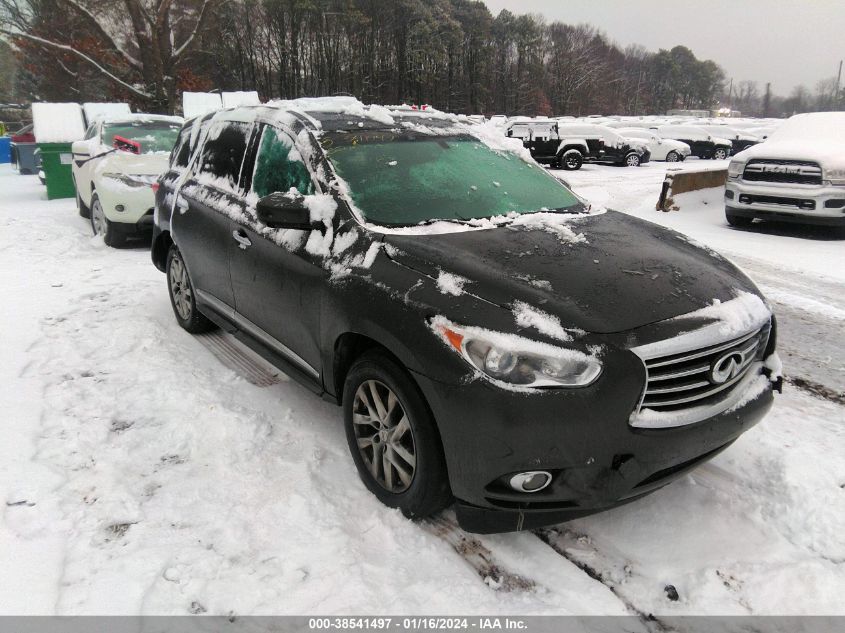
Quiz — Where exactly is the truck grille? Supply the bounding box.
[639,328,767,412]
[743,159,822,185]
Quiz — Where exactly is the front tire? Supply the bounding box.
[166,245,215,333]
[343,351,451,519]
[713,147,729,160]
[624,152,641,167]
[726,211,754,228]
[90,193,124,247]
[665,150,680,163]
[560,151,583,171]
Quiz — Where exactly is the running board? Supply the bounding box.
[196,330,286,387]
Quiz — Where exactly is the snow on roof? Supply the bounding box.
[183,92,223,118]
[82,102,132,125]
[221,91,261,108]
[770,112,845,143]
[31,102,86,143]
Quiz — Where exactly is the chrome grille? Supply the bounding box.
[640,328,766,411]
[743,159,822,185]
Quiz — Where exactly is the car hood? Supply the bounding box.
[383,211,761,335]
[733,139,845,167]
[664,139,691,152]
[98,151,171,176]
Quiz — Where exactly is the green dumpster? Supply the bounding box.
[37,142,76,199]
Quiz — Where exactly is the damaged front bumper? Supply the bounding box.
[412,339,775,534]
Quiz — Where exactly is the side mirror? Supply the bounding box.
[256,191,313,230]
[71,140,90,156]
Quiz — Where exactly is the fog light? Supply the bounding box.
[824,199,845,209]
[508,471,551,493]
[115,204,125,213]
[725,190,734,200]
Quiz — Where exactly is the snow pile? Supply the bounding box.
[512,301,580,342]
[182,92,223,118]
[82,102,132,124]
[436,271,469,296]
[31,103,86,143]
[303,194,337,257]
[221,91,261,108]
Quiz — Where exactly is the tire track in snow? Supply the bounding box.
[533,528,670,631]
[421,514,536,592]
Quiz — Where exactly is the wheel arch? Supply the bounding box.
[151,229,173,272]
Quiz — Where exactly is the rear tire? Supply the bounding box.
[560,151,583,171]
[90,193,125,247]
[166,245,215,334]
[343,351,451,519]
[726,211,754,228]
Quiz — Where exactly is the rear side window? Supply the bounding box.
[198,121,250,188]
[171,125,192,168]
[251,126,315,198]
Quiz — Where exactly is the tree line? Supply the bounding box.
[1,0,840,118]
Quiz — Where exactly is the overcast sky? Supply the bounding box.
[481,0,844,95]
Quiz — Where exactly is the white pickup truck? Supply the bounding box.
[725,112,845,229]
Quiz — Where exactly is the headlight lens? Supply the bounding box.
[727,161,744,179]
[823,167,845,186]
[102,173,157,188]
[432,317,602,389]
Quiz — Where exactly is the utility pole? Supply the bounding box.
[763,82,771,117]
[836,60,843,109]
[727,77,733,111]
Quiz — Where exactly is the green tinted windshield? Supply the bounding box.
[323,133,581,226]
[103,120,181,154]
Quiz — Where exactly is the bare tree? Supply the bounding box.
[0,0,219,112]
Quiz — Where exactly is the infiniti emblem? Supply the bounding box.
[709,350,745,385]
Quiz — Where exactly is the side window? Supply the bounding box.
[171,125,192,169]
[198,121,250,188]
[251,126,315,198]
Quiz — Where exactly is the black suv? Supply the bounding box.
[152,100,777,533]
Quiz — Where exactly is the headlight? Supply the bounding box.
[823,167,845,186]
[727,161,744,179]
[102,173,157,188]
[432,317,602,389]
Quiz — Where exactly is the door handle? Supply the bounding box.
[232,229,252,250]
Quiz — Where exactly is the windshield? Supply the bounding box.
[323,133,582,226]
[103,120,182,154]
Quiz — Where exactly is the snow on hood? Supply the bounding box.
[734,112,845,166]
[95,151,171,177]
[734,138,845,167]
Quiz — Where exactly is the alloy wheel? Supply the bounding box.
[91,198,107,236]
[352,379,416,493]
[626,154,641,167]
[666,151,679,162]
[714,149,728,160]
[169,253,193,321]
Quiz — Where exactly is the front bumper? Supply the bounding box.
[95,177,157,227]
[726,180,845,226]
[412,347,774,533]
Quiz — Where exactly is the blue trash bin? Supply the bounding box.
[0,137,10,164]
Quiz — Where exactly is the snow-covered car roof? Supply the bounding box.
[99,113,184,126]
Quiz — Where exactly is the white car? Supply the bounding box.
[725,112,845,228]
[617,128,691,162]
[71,114,183,246]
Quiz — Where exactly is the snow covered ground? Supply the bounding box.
[0,163,843,618]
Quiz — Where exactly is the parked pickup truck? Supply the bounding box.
[725,112,845,228]
[505,119,649,170]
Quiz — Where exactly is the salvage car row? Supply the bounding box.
[57,97,790,534]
